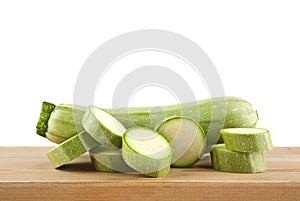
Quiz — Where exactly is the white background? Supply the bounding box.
[0,0,299,146]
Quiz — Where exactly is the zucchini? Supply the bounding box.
[46,131,99,168]
[47,104,86,140]
[82,106,126,148]
[156,116,206,167]
[89,145,133,173]
[221,128,273,152]
[36,97,258,144]
[36,103,86,144]
[122,127,173,177]
[210,144,266,173]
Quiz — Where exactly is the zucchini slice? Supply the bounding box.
[122,127,173,177]
[82,106,126,148]
[210,144,266,173]
[46,131,98,168]
[221,128,273,152]
[156,116,206,167]
[89,145,134,173]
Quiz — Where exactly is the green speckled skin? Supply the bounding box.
[122,128,173,178]
[46,131,98,168]
[47,104,86,141]
[104,97,258,145]
[37,97,258,145]
[221,128,273,152]
[36,102,86,143]
[210,144,266,173]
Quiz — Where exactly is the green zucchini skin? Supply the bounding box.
[210,144,266,173]
[37,97,257,144]
[36,103,86,143]
[47,104,86,140]
[105,97,258,144]
[36,102,56,137]
[46,131,98,168]
[221,128,273,152]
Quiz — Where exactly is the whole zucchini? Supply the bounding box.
[36,97,258,144]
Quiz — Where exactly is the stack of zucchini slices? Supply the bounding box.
[211,128,273,173]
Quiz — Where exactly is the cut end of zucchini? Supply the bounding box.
[210,144,266,173]
[82,106,126,148]
[156,116,206,167]
[36,102,56,137]
[221,128,273,152]
[89,145,134,173]
[122,127,173,177]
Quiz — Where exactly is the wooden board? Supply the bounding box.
[0,147,299,201]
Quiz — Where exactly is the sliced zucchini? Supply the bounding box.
[82,106,126,148]
[221,128,273,152]
[89,145,133,173]
[156,116,206,167]
[46,131,98,168]
[122,127,173,177]
[210,144,266,173]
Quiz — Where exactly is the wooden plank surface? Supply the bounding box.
[0,147,299,201]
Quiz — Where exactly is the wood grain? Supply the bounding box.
[0,147,299,201]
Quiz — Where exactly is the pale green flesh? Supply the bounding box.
[125,128,171,159]
[82,106,126,148]
[156,116,206,167]
[221,128,273,152]
[122,127,173,177]
[210,144,266,173]
[91,107,126,136]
